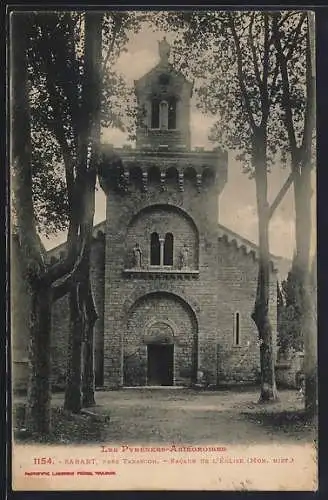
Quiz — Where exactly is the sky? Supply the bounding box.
[42,23,300,260]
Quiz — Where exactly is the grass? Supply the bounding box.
[240,402,317,443]
[243,408,316,431]
[13,404,107,444]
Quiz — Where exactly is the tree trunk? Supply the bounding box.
[273,12,317,414]
[307,253,317,412]
[64,12,102,412]
[25,284,52,435]
[64,286,83,413]
[81,12,102,407]
[11,12,54,435]
[82,281,97,407]
[294,15,317,415]
[293,166,317,413]
[251,135,278,402]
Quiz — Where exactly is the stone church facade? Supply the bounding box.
[13,39,279,391]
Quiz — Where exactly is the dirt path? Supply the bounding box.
[15,388,313,445]
[48,388,312,445]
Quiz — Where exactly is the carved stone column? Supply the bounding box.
[196,173,202,192]
[142,171,148,191]
[160,171,166,191]
[159,237,165,266]
[178,172,184,192]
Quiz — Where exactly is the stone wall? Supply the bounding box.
[214,237,278,384]
[136,129,189,151]
[216,238,261,383]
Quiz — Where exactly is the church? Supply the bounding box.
[13,39,280,390]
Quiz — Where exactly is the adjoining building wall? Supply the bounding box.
[215,237,278,384]
[215,238,260,383]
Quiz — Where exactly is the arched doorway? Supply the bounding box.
[124,292,198,387]
[146,321,174,386]
[147,344,174,386]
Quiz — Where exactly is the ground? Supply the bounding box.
[14,387,316,445]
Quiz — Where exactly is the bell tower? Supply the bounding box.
[135,37,193,151]
[98,38,228,388]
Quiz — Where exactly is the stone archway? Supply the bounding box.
[123,291,198,387]
[125,204,200,271]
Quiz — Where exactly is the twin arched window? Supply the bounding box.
[150,232,174,266]
[151,98,176,130]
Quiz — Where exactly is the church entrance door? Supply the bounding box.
[147,344,174,386]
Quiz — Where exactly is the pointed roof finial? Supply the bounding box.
[158,37,170,64]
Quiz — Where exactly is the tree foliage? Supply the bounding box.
[154,10,309,175]
[153,10,312,402]
[26,11,147,236]
[31,127,69,235]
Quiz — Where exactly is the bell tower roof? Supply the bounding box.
[158,37,170,64]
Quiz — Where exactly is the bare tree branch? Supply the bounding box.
[249,12,262,93]
[260,13,270,127]
[285,13,307,60]
[268,171,294,220]
[51,235,87,301]
[272,13,298,156]
[269,59,280,104]
[101,13,123,79]
[228,12,257,132]
[300,14,315,165]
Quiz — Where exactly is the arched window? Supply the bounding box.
[150,232,160,265]
[151,99,160,128]
[164,233,174,266]
[168,97,176,129]
[150,97,176,130]
[159,101,169,130]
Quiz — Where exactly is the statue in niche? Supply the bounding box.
[132,243,142,268]
[179,244,189,269]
